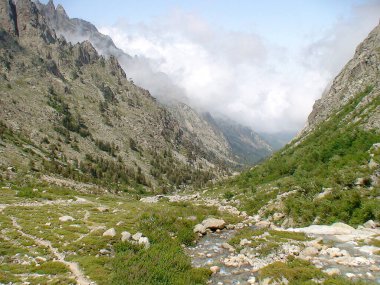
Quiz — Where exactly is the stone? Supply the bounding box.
[346,273,356,279]
[368,159,379,169]
[323,268,341,276]
[186,216,197,221]
[240,238,252,246]
[103,228,116,237]
[273,212,285,221]
[99,249,110,255]
[363,220,377,229]
[138,237,150,249]
[301,246,319,257]
[132,232,143,241]
[97,206,109,212]
[247,276,256,284]
[315,188,332,200]
[255,220,271,229]
[210,266,220,274]
[221,242,235,252]
[193,224,207,234]
[121,231,131,242]
[201,218,226,230]
[59,215,75,222]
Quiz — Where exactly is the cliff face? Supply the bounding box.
[301,22,380,136]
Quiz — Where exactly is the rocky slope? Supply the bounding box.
[35,0,273,166]
[300,21,380,138]
[0,0,232,191]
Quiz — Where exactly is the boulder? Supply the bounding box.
[201,218,226,230]
[363,220,377,229]
[210,266,220,274]
[59,215,75,222]
[121,231,131,242]
[103,228,116,237]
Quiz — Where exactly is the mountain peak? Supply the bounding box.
[56,4,67,18]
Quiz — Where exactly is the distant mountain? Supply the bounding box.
[35,0,273,167]
[206,116,273,166]
[258,131,295,150]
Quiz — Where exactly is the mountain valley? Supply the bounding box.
[0,1,379,285]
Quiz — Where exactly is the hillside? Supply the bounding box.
[0,0,231,192]
[218,22,380,227]
[35,0,273,166]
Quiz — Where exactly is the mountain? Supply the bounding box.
[35,0,273,167]
[223,22,380,227]
[0,0,234,192]
[205,115,273,166]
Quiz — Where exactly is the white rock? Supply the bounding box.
[132,232,143,241]
[210,266,220,274]
[301,246,319,257]
[247,276,256,284]
[240,238,251,246]
[323,268,341,276]
[59,216,75,222]
[368,159,379,169]
[138,237,150,249]
[97,206,109,212]
[363,220,377,229]
[346,273,356,279]
[256,220,271,229]
[103,228,116,237]
[121,231,131,242]
[194,224,207,234]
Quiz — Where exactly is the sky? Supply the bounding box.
[41,0,380,133]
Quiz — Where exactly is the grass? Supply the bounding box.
[0,180,240,285]
[222,86,380,226]
[258,257,376,285]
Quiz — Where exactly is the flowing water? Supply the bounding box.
[186,228,380,285]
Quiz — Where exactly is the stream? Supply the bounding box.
[186,228,380,285]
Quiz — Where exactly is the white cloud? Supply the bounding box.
[100,2,380,133]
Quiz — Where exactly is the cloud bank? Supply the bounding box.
[100,1,380,133]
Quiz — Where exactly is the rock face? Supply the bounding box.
[300,23,380,137]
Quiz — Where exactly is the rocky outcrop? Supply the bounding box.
[0,0,18,36]
[300,22,380,137]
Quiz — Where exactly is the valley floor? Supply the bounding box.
[0,178,379,285]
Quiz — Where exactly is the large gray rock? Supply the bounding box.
[201,218,226,230]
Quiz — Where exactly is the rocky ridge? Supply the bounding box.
[35,0,274,166]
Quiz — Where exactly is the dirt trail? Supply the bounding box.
[11,217,95,285]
